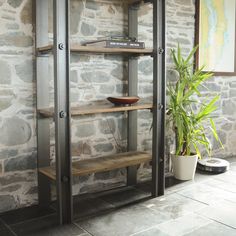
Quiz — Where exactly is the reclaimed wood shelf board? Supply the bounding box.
[128,0,153,5]
[71,45,153,55]
[37,44,153,55]
[38,103,153,118]
[39,151,152,180]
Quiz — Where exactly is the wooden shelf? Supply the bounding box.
[37,44,153,56]
[39,151,151,180]
[37,45,53,53]
[71,45,153,55]
[38,103,153,118]
[128,0,153,5]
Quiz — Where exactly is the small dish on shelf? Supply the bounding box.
[107,96,140,106]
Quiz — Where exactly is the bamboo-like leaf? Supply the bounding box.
[168,44,223,158]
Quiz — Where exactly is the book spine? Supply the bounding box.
[105,41,145,49]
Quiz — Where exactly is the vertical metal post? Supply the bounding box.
[53,0,73,224]
[127,5,139,186]
[36,0,51,208]
[152,0,166,197]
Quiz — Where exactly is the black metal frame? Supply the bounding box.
[36,0,166,224]
[152,0,166,197]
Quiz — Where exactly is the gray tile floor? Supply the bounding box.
[1,157,236,235]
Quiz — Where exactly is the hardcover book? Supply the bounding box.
[83,40,145,49]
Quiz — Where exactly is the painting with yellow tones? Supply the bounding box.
[196,0,236,75]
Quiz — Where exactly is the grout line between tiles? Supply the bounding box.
[73,222,94,236]
[8,212,56,227]
[129,225,161,236]
[176,192,209,206]
[0,218,17,236]
[194,211,236,230]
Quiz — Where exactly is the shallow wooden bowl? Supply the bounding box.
[107,96,140,105]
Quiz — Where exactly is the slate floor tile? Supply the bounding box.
[184,222,236,236]
[156,213,212,236]
[213,170,236,185]
[10,213,58,236]
[230,165,236,171]
[73,196,114,220]
[0,220,16,236]
[130,226,170,236]
[141,193,206,219]
[99,187,151,207]
[76,204,170,236]
[0,205,55,225]
[203,178,236,193]
[178,182,236,205]
[164,172,212,195]
[26,223,88,236]
[195,200,236,229]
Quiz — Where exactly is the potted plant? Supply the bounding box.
[167,45,222,180]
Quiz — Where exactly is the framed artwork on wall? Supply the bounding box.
[195,0,236,76]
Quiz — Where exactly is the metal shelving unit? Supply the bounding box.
[35,0,166,225]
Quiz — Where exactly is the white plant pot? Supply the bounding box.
[171,153,198,180]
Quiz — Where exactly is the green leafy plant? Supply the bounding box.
[167,45,223,158]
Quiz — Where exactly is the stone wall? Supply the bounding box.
[0,0,234,213]
[0,0,37,213]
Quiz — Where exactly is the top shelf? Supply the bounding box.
[127,0,153,5]
[37,44,153,56]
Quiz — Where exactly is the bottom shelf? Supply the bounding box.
[39,151,151,181]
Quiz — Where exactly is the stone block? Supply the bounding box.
[221,121,233,131]
[81,71,110,83]
[26,186,38,195]
[70,70,78,83]
[98,118,116,135]
[166,69,178,83]
[99,84,115,94]
[85,0,100,10]
[139,84,152,94]
[0,97,12,111]
[229,89,236,98]
[213,130,226,149]
[71,1,84,34]
[21,0,32,24]
[0,172,35,186]
[139,59,153,75]
[116,83,128,94]
[94,143,114,153]
[229,82,236,88]
[174,0,192,6]
[81,22,96,36]
[8,0,23,8]
[0,149,18,160]
[6,23,19,30]
[72,142,92,156]
[117,117,127,140]
[0,117,32,146]
[1,184,22,192]
[94,169,120,180]
[0,60,11,84]
[80,181,124,193]
[222,100,236,115]
[0,195,16,212]
[0,32,33,47]
[76,123,96,138]
[205,83,221,92]
[15,60,34,83]
[4,153,37,172]
[111,64,128,81]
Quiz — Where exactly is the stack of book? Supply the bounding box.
[83,37,145,49]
